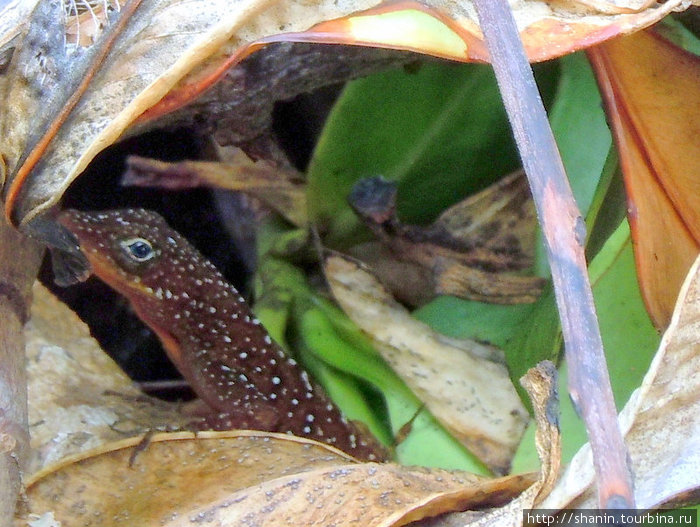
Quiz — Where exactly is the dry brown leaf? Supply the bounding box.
[174,464,533,527]
[19,430,536,527]
[122,149,307,226]
[18,431,358,526]
[1,0,690,229]
[148,0,689,129]
[588,30,700,330]
[542,253,700,510]
[0,0,400,226]
[324,254,528,475]
[520,361,561,506]
[348,173,545,305]
[412,361,561,527]
[25,282,188,474]
[18,430,538,527]
[19,341,562,527]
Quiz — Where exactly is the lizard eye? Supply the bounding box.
[120,237,157,262]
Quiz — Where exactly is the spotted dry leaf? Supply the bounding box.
[324,254,529,475]
[18,430,538,527]
[18,431,357,526]
[174,464,534,527]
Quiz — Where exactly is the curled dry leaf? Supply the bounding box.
[520,361,561,506]
[25,282,188,474]
[348,172,545,305]
[19,429,536,527]
[1,0,690,230]
[0,0,411,227]
[588,30,700,330]
[148,0,690,127]
[122,149,307,226]
[324,254,529,475]
[20,303,561,527]
[542,254,700,510]
[18,431,357,526]
[180,463,534,527]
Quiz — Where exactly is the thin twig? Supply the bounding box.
[0,203,43,523]
[471,0,635,509]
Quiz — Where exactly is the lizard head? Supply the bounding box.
[57,208,209,302]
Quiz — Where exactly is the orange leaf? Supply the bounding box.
[589,31,700,329]
[143,0,685,123]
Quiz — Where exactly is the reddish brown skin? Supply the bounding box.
[58,208,386,461]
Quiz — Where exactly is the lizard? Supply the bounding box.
[57,208,387,461]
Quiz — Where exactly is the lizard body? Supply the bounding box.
[58,208,386,461]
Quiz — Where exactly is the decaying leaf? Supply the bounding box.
[324,254,529,474]
[267,0,688,65]
[348,173,545,305]
[588,30,700,330]
[122,148,307,226]
[1,0,691,231]
[520,361,561,506]
[19,429,538,527]
[26,282,188,474]
[148,0,689,128]
[19,431,357,525]
[425,361,561,527]
[182,463,535,527]
[20,320,564,526]
[542,253,700,510]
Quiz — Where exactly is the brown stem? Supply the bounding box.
[0,202,43,523]
[471,0,634,509]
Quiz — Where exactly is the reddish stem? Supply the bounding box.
[471,0,635,509]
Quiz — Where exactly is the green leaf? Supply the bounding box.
[549,53,612,217]
[307,62,525,245]
[588,222,659,410]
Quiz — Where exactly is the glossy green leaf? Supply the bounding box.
[307,62,552,246]
[413,298,533,349]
